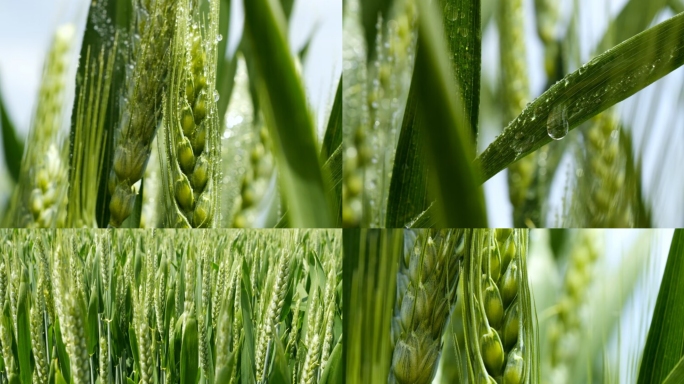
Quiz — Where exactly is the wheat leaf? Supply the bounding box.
[386,0,481,228]
[637,229,684,383]
[663,355,684,384]
[243,0,334,227]
[477,12,684,181]
[406,0,486,227]
[0,76,23,183]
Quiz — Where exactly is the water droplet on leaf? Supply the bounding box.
[547,104,569,140]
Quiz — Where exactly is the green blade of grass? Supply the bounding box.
[386,0,481,227]
[243,0,333,227]
[637,229,684,384]
[410,0,487,227]
[477,12,684,181]
[0,76,23,183]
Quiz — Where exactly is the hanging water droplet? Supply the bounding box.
[216,33,223,42]
[547,104,569,140]
[214,89,220,102]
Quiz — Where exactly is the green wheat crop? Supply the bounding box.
[0,228,342,383]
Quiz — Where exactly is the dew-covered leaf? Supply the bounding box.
[477,12,684,181]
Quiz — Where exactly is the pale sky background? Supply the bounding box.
[0,0,341,206]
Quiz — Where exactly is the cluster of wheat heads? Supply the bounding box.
[0,228,342,383]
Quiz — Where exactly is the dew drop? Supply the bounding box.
[213,89,220,102]
[579,65,586,75]
[564,79,569,87]
[216,33,223,42]
[547,104,569,140]
[444,3,458,21]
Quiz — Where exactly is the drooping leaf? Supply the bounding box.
[243,0,334,227]
[0,75,23,182]
[637,229,684,383]
[477,12,684,181]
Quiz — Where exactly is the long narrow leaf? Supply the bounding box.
[477,12,684,181]
[242,0,334,227]
[637,229,684,383]
[386,0,481,227]
[410,0,487,227]
[0,76,23,183]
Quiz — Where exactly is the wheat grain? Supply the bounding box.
[463,229,536,384]
[389,229,463,384]
[160,0,221,228]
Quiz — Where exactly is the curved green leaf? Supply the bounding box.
[0,76,23,183]
[243,0,333,227]
[477,12,684,181]
[637,229,684,383]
